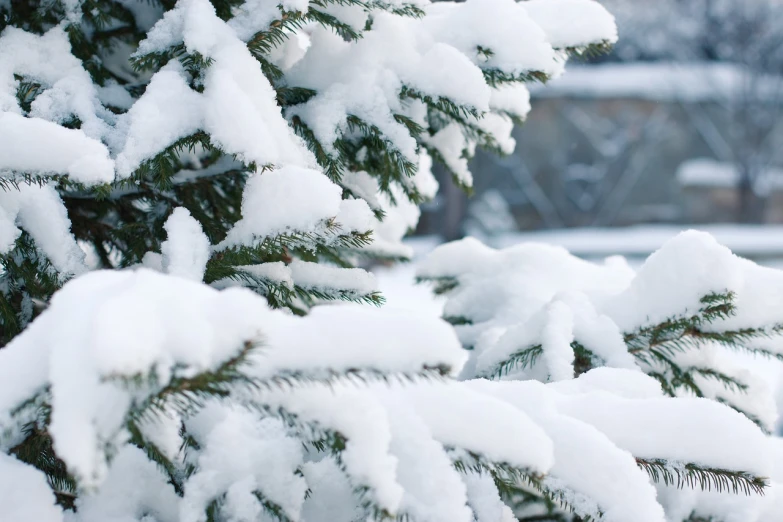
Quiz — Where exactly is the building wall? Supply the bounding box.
[418,74,783,236]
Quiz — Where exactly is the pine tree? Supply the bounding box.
[418,230,783,521]
[0,0,616,344]
[8,1,769,521]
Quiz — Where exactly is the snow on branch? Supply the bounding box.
[420,231,783,520]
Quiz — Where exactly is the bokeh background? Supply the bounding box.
[417,0,783,262]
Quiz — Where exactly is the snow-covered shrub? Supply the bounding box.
[418,230,783,521]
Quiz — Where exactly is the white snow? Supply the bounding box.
[114,64,203,177]
[0,113,113,185]
[523,0,618,50]
[490,84,532,120]
[0,26,110,141]
[417,230,782,522]
[6,1,770,521]
[423,123,472,187]
[0,183,87,274]
[246,303,467,381]
[0,269,267,486]
[0,453,63,522]
[289,259,378,298]
[161,207,210,281]
[219,166,342,248]
[181,404,307,521]
[424,0,562,79]
[73,446,179,522]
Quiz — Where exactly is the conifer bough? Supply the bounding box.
[3,1,775,522]
[418,231,783,521]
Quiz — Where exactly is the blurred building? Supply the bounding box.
[418,0,783,238]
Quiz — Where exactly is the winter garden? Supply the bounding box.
[1,0,783,521]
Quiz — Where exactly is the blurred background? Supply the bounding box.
[413,0,783,266]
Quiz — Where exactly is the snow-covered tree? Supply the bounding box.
[0,0,723,521]
[418,230,783,521]
[3,0,781,521]
[0,0,616,346]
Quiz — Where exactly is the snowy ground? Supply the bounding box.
[372,225,783,433]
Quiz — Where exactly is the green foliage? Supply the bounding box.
[427,269,776,505]
[0,2,625,520]
[636,458,767,496]
[0,233,66,345]
[474,291,783,435]
[416,275,459,295]
[4,336,457,519]
[1,0,602,335]
[453,452,600,522]
[10,407,77,510]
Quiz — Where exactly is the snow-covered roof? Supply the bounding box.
[531,62,783,102]
[677,158,783,193]
[491,224,783,258]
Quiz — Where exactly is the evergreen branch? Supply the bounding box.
[207,225,374,288]
[126,418,183,495]
[393,113,424,138]
[443,315,473,326]
[290,116,344,181]
[120,131,216,191]
[0,170,97,193]
[212,268,297,309]
[307,8,361,41]
[247,10,308,58]
[483,342,600,381]
[0,233,66,345]
[15,76,44,112]
[253,492,295,522]
[691,367,749,394]
[401,85,482,121]
[277,86,317,107]
[484,345,544,379]
[254,404,404,521]
[420,144,474,195]
[453,451,595,521]
[625,292,735,354]
[636,458,767,496]
[365,0,425,18]
[253,366,451,393]
[123,340,260,421]
[10,421,77,509]
[415,275,459,295]
[573,342,601,377]
[482,68,551,88]
[294,284,386,307]
[345,114,418,180]
[561,40,615,58]
[419,95,511,159]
